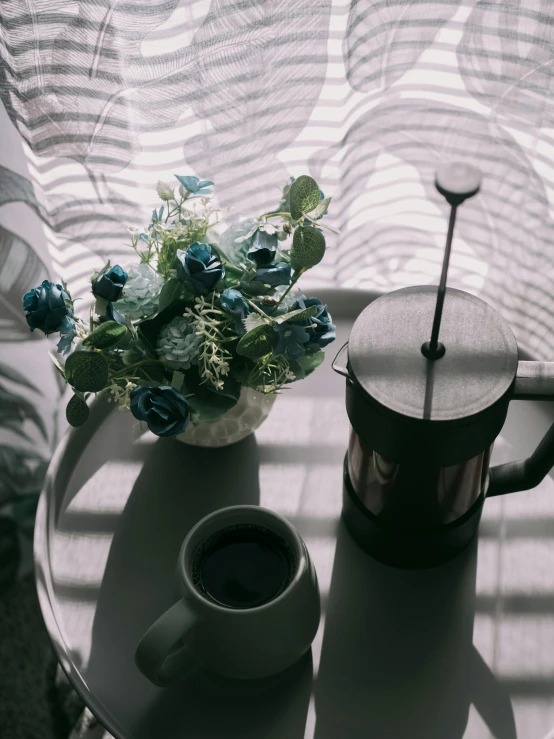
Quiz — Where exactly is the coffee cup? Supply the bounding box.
[135,505,321,686]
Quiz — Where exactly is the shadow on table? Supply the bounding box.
[134,650,313,739]
[83,433,312,738]
[313,522,517,739]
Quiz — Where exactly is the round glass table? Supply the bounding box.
[34,288,554,739]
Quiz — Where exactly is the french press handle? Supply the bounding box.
[332,341,350,379]
[488,361,554,496]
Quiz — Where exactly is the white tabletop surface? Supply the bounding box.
[35,288,554,739]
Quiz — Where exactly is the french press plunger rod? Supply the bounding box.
[333,163,554,568]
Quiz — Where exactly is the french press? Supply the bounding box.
[333,163,554,568]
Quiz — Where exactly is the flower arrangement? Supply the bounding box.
[22,174,337,438]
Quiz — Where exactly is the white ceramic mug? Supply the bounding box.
[135,505,321,686]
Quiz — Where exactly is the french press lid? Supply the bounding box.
[346,285,519,466]
[344,164,520,467]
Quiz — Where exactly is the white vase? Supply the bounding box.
[176,386,277,448]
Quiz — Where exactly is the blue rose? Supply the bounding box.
[255,262,291,287]
[92,265,127,302]
[248,229,277,267]
[220,288,249,334]
[176,243,224,295]
[130,385,190,437]
[23,280,74,335]
[274,322,310,360]
[291,294,336,348]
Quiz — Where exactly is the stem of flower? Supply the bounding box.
[271,267,306,313]
[304,219,340,235]
[258,211,291,220]
[110,359,164,378]
[244,298,273,321]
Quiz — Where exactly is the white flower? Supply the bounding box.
[156,315,203,371]
[156,181,175,201]
[116,262,164,321]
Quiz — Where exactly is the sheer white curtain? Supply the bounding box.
[2,0,553,356]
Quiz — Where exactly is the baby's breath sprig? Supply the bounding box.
[105,379,137,410]
[130,194,226,280]
[184,295,236,391]
[244,354,296,395]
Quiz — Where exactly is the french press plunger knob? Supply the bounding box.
[333,163,554,568]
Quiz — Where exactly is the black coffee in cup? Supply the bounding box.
[191,523,296,609]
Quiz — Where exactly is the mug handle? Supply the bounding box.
[135,599,201,686]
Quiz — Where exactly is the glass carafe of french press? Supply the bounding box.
[333,163,554,568]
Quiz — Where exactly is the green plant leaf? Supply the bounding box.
[48,349,65,376]
[275,305,318,324]
[65,351,109,392]
[138,299,193,353]
[181,367,240,422]
[289,176,321,221]
[236,324,278,359]
[157,277,184,313]
[66,394,90,427]
[211,374,242,403]
[297,348,325,375]
[94,296,108,316]
[291,227,326,268]
[305,196,332,221]
[91,260,111,286]
[285,358,306,382]
[239,277,272,297]
[83,321,127,349]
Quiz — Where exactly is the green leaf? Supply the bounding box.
[171,370,185,391]
[305,196,331,221]
[239,276,272,297]
[289,176,321,221]
[65,351,109,392]
[138,299,193,353]
[275,305,318,325]
[157,277,184,313]
[91,260,111,286]
[236,324,278,359]
[291,226,326,268]
[286,358,306,382]
[181,368,240,422]
[212,374,242,403]
[209,242,245,274]
[94,296,108,316]
[66,394,90,427]
[83,321,127,349]
[48,349,65,376]
[297,348,325,376]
